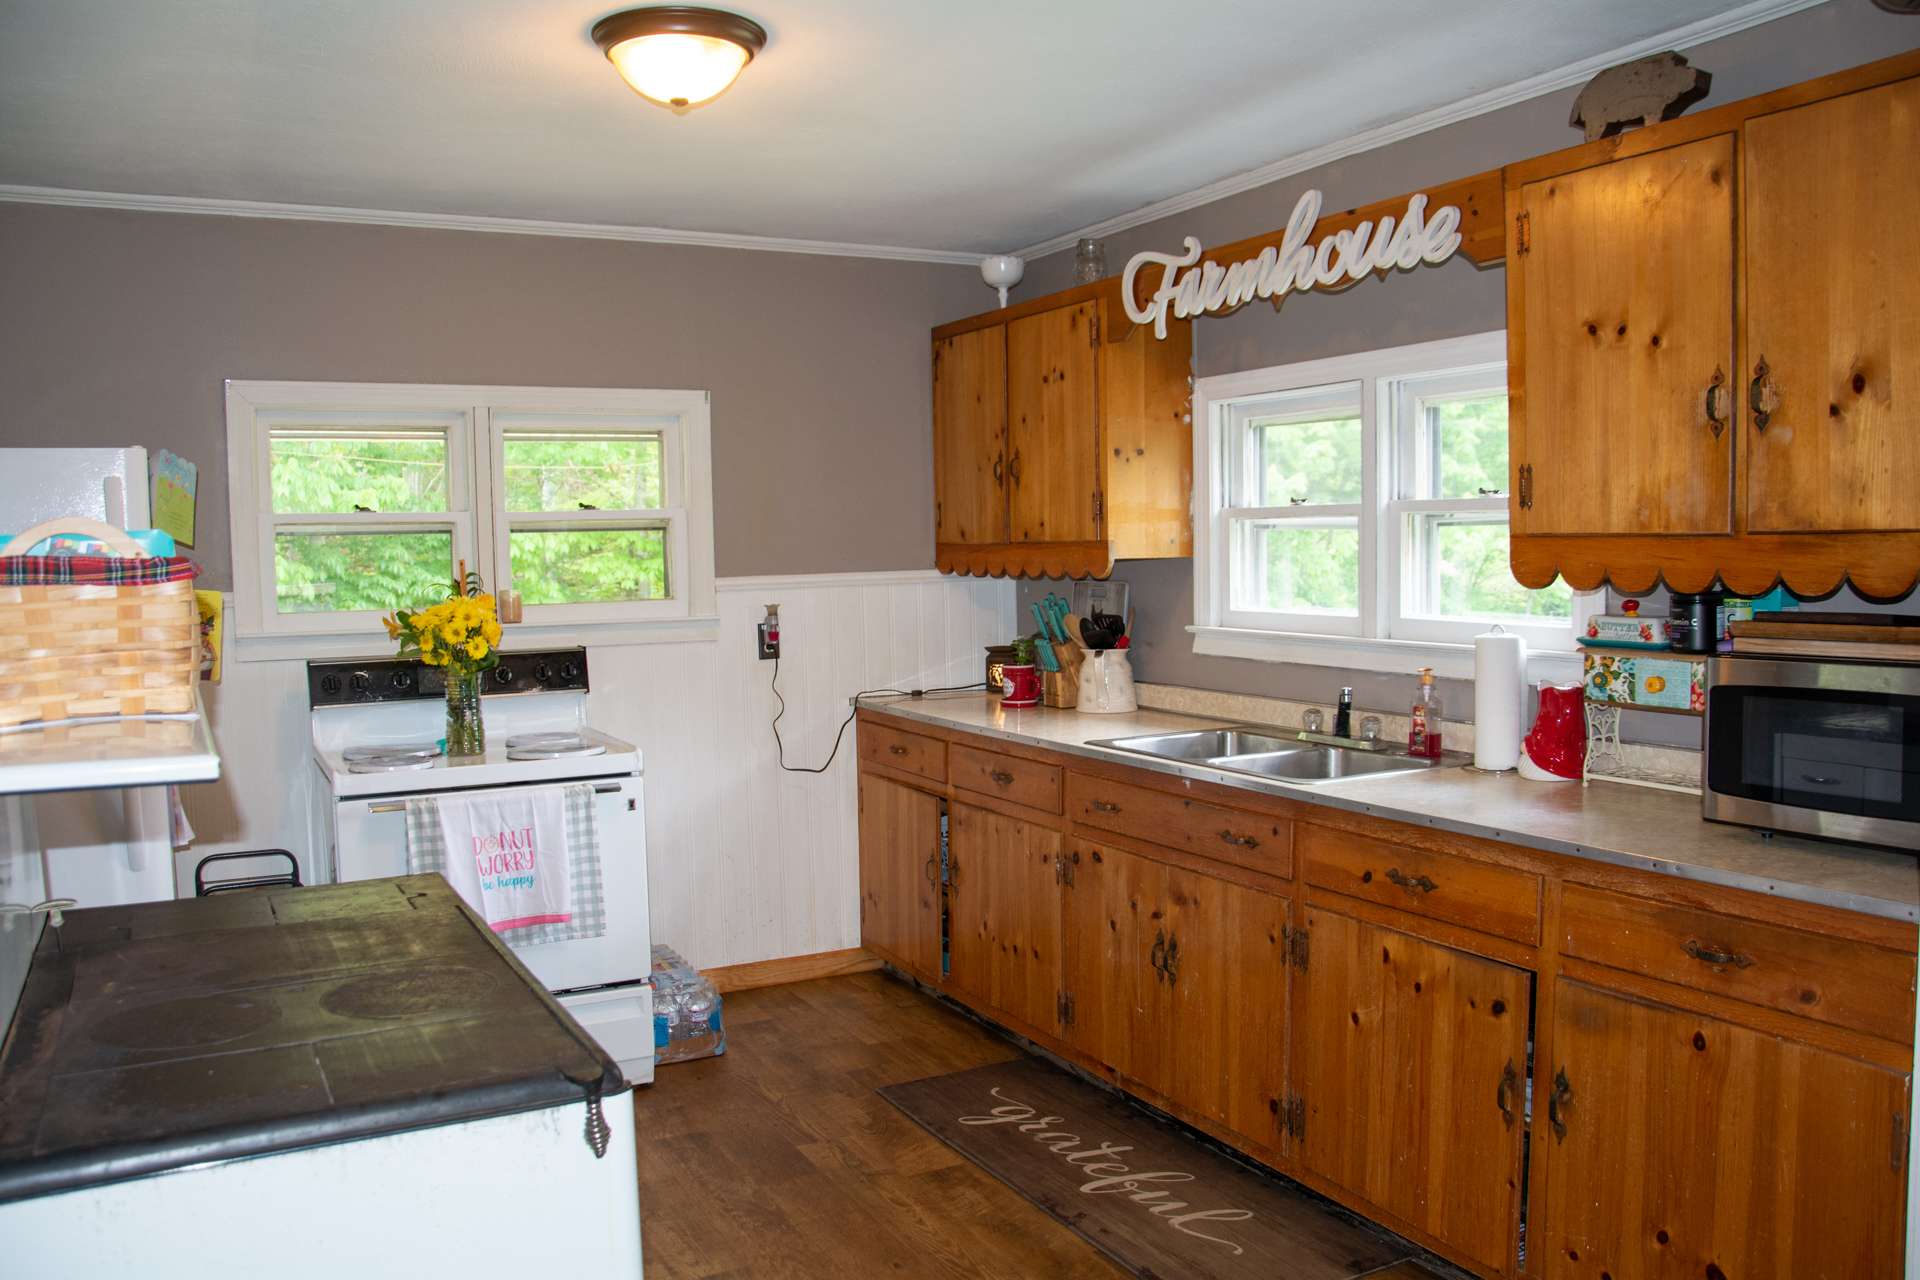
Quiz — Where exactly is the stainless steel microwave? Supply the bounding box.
[1704,655,1920,849]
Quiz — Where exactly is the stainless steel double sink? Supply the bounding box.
[1089,726,1454,786]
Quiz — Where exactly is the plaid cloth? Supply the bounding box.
[0,554,199,586]
[404,783,607,945]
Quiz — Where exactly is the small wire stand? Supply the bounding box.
[1583,699,1702,794]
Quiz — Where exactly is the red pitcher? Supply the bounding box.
[1521,682,1586,781]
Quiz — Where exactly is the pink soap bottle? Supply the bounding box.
[1408,667,1443,758]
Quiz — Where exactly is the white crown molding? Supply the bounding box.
[1011,0,1827,260]
[0,184,983,266]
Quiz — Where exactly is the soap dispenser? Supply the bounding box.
[1409,667,1443,758]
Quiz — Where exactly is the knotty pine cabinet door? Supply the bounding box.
[1743,76,1920,534]
[1511,134,1735,537]
[932,324,1009,546]
[1006,302,1103,545]
[1540,981,1910,1280]
[1294,907,1531,1274]
[1060,840,1162,1083]
[946,802,1062,1035]
[856,774,943,980]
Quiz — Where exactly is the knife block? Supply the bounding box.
[1043,667,1078,708]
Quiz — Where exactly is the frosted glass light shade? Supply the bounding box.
[607,33,749,108]
[592,8,768,112]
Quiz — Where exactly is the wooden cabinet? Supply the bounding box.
[1540,981,1910,1279]
[856,774,942,981]
[855,712,1918,1280]
[1294,906,1531,1274]
[1505,51,1920,597]
[1510,134,1735,537]
[946,802,1062,1035]
[932,323,1008,547]
[1743,76,1920,535]
[932,285,1194,579]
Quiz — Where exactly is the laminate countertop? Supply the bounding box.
[857,693,1920,924]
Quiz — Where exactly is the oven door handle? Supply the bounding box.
[364,780,626,813]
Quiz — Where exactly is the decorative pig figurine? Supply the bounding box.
[1569,52,1712,142]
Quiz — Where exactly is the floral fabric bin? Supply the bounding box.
[1582,650,1706,714]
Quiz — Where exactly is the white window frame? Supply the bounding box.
[226,380,716,649]
[1190,333,1595,682]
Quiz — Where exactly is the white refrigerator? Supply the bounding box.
[0,446,182,909]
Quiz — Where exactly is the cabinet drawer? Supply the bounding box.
[858,722,946,782]
[1300,825,1541,944]
[1067,773,1290,878]
[1561,884,1917,1043]
[950,743,1061,813]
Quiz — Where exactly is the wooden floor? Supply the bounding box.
[632,971,1445,1280]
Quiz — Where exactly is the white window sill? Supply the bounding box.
[1188,625,1582,684]
[232,615,721,663]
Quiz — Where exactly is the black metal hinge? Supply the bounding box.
[1895,1112,1907,1171]
[1284,924,1310,972]
[1514,210,1531,256]
[1092,491,1104,525]
[1089,313,1100,348]
[1517,463,1534,510]
[1057,992,1076,1026]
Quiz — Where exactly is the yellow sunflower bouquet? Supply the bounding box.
[384,566,504,756]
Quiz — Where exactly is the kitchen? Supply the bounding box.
[0,1,1916,1277]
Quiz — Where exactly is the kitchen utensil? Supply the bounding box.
[1080,617,1120,650]
[1071,580,1130,630]
[1063,614,1092,650]
[1045,594,1073,641]
[1029,606,1060,670]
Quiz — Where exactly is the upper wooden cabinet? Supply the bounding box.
[932,286,1194,579]
[1511,134,1736,537]
[1506,51,1920,597]
[1744,76,1920,536]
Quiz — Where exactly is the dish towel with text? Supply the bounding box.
[405,784,606,944]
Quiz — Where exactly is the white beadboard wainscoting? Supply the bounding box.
[180,570,1016,970]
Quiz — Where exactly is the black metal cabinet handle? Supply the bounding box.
[888,744,909,756]
[1163,934,1181,984]
[1549,1068,1573,1142]
[923,855,937,886]
[990,769,1016,786]
[1092,800,1121,814]
[1218,830,1259,849]
[1385,867,1437,895]
[1149,929,1167,982]
[1704,366,1729,439]
[1497,1059,1519,1130]
[1683,938,1754,969]
[992,453,1004,484]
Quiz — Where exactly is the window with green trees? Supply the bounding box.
[228,382,713,637]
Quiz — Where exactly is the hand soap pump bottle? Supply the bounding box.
[1409,667,1443,758]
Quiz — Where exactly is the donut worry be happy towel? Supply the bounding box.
[406,784,606,945]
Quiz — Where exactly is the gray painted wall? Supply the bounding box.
[999,1,1918,738]
[0,205,980,587]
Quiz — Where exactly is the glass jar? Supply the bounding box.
[1072,237,1107,285]
[445,667,485,757]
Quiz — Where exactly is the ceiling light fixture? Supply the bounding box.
[591,6,767,112]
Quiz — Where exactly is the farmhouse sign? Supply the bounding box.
[1122,186,1467,340]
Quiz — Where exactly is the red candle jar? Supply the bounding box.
[1000,663,1041,708]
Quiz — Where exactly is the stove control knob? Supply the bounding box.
[388,671,412,692]
[560,661,582,684]
[319,674,343,697]
[534,662,553,684]
[349,670,371,693]
[493,666,515,686]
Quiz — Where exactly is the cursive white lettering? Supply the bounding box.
[1121,187,1464,340]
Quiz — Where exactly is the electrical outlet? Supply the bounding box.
[758,603,780,660]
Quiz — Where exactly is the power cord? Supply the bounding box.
[770,655,986,773]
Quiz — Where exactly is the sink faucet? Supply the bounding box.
[1333,687,1354,739]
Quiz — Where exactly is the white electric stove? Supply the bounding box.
[309,648,653,1083]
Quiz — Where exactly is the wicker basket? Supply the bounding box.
[0,518,199,728]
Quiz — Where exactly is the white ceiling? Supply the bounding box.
[0,0,1811,258]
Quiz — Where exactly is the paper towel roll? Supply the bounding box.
[1473,625,1527,772]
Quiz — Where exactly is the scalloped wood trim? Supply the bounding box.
[1511,533,1920,600]
[936,541,1116,580]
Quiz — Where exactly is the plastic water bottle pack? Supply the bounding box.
[650,944,726,1065]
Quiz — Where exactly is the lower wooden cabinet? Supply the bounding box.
[946,802,1062,1034]
[856,773,942,979]
[1540,980,1911,1280]
[856,713,1916,1280]
[1295,907,1532,1273]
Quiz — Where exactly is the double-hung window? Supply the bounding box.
[228,381,715,642]
[1194,333,1589,675]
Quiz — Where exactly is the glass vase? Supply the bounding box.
[445,667,485,757]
